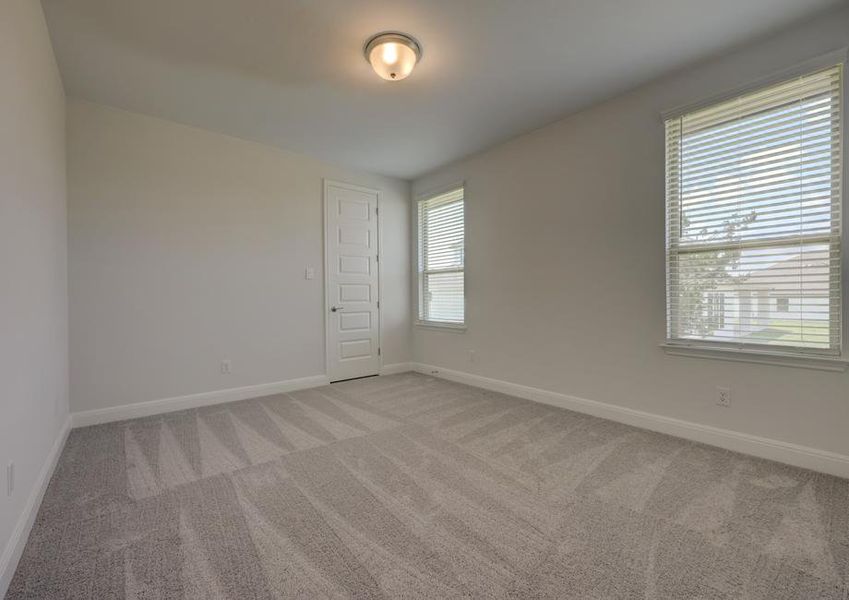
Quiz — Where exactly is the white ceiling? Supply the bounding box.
[42,0,842,179]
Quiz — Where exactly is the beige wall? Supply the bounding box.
[68,100,410,413]
[0,0,68,591]
[412,7,849,456]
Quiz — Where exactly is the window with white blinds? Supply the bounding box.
[665,64,843,355]
[417,187,465,326]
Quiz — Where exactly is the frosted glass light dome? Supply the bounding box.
[365,33,422,81]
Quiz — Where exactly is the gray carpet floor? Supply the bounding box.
[6,372,849,599]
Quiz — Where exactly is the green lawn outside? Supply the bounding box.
[745,318,830,346]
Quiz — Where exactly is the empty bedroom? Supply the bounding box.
[2,0,848,598]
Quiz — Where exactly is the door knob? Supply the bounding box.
[331,306,343,312]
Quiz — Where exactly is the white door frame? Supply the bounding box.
[323,179,383,381]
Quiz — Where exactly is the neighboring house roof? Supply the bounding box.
[715,253,829,294]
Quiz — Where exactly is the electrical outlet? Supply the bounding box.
[305,267,315,280]
[7,461,14,496]
[468,349,476,363]
[716,387,731,407]
[220,360,232,374]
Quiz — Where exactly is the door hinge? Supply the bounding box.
[377,300,380,309]
[375,206,379,216]
[378,347,381,356]
[376,254,379,263]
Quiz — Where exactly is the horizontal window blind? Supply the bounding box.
[418,187,464,325]
[665,64,843,354]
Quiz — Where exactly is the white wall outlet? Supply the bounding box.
[716,387,731,407]
[7,461,14,496]
[468,349,476,363]
[305,267,315,280]
[220,359,232,374]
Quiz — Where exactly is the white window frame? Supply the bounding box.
[661,50,849,372]
[414,183,466,331]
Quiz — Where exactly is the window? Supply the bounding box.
[665,64,842,355]
[706,292,726,330]
[417,186,465,326]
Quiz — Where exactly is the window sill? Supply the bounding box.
[415,321,467,333]
[661,342,848,372]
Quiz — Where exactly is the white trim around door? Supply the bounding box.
[323,179,383,382]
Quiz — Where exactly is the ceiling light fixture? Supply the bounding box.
[364,32,422,81]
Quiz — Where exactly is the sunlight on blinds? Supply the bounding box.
[665,64,842,354]
[418,187,464,324]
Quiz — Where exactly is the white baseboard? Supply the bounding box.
[71,375,330,428]
[380,362,413,376]
[412,363,849,479]
[0,415,71,598]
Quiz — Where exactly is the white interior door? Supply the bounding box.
[325,181,381,382]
